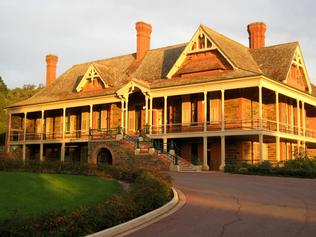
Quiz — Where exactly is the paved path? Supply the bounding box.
[126,172,316,237]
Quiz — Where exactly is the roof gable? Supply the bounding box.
[76,64,108,92]
[167,26,236,78]
[284,45,312,93]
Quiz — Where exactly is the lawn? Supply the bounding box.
[0,171,121,220]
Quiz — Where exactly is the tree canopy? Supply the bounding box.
[0,78,43,144]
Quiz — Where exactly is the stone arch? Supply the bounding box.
[89,144,116,165]
[97,148,112,165]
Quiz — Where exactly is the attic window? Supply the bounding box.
[188,30,214,54]
[76,64,108,92]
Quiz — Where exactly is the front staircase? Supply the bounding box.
[122,134,200,172]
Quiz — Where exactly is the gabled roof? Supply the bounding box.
[8,24,313,108]
[201,25,261,73]
[250,42,298,82]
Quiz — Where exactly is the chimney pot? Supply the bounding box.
[45,54,58,86]
[135,21,152,60]
[247,22,267,49]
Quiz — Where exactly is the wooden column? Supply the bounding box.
[302,102,305,136]
[121,100,124,132]
[221,89,225,131]
[204,91,207,132]
[22,144,26,161]
[164,96,167,134]
[89,104,93,131]
[23,112,27,141]
[203,136,209,170]
[297,100,301,149]
[5,112,12,153]
[276,136,280,162]
[145,95,149,125]
[220,135,225,171]
[259,134,263,162]
[61,142,65,162]
[62,108,66,139]
[40,143,44,162]
[125,96,129,133]
[259,86,262,129]
[163,137,168,152]
[149,96,153,134]
[41,110,44,141]
[276,92,279,132]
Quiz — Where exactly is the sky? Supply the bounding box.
[1,0,316,88]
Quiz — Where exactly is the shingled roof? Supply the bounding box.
[250,42,298,82]
[8,24,303,108]
[201,25,261,73]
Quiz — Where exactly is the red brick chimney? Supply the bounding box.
[135,21,152,60]
[247,22,266,49]
[45,54,58,87]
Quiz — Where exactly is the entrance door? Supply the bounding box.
[135,106,142,132]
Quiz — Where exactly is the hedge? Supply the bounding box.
[224,157,316,178]
[0,159,173,237]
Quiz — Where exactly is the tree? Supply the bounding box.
[0,78,43,145]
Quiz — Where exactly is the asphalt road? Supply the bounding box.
[126,172,316,237]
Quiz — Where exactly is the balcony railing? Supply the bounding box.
[8,119,316,142]
[89,128,119,140]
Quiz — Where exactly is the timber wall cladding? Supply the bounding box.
[287,65,307,92]
[110,103,121,128]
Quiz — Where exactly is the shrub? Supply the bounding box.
[0,160,173,236]
[224,157,316,179]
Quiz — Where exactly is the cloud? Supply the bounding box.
[0,0,315,88]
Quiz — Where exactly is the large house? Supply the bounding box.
[5,21,316,170]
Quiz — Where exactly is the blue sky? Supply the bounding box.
[1,0,315,88]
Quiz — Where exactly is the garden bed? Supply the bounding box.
[0,159,173,237]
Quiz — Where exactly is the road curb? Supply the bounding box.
[86,187,185,237]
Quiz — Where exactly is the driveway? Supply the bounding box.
[126,172,316,237]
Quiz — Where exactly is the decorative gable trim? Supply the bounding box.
[284,46,312,94]
[116,79,150,97]
[76,64,108,92]
[166,25,236,79]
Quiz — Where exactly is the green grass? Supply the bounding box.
[0,171,121,220]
